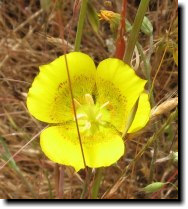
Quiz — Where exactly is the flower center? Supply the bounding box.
[74,94,109,136]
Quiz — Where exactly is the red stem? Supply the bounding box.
[114,0,127,60]
[151,169,178,199]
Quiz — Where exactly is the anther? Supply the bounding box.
[100,101,109,110]
[85,94,94,105]
[82,121,91,131]
[96,113,102,121]
[73,113,87,121]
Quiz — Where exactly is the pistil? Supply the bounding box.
[73,93,109,135]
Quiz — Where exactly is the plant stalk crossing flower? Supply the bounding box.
[27,52,151,171]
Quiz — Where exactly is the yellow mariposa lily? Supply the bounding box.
[27,52,150,171]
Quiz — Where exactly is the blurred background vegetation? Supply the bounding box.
[0,0,178,199]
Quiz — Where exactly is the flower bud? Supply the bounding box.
[98,10,121,35]
[171,151,178,164]
[142,182,166,193]
[141,16,153,36]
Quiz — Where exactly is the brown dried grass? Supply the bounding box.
[0,0,178,199]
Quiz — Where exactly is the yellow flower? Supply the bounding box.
[98,10,120,22]
[98,10,121,36]
[27,52,150,171]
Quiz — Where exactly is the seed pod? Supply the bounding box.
[151,97,178,117]
[141,16,153,36]
[142,182,166,193]
[171,151,178,164]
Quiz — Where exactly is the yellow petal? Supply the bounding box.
[96,58,147,132]
[40,124,125,171]
[128,92,151,133]
[40,125,84,171]
[27,52,96,123]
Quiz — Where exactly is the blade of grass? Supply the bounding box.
[0,136,36,198]
[87,1,99,34]
[123,0,150,64]
[0,126,48,171]
[43,168,53,199]
[58,165,65,199]
[74,0,88,51]
[136,37,158,184]
[57,0,87,171]
[57,1,89,198]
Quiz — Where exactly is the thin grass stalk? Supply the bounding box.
[58,165,65,198]
[0,126,48,170]
[80,167,92,199]
[80,180,88,199]
[43,169,53,199]
[136,38,158,184]
[148,14,178,183]
[0,136,37,198]
[151,169,178,199]
[56,5,88,198]
[126,138,140,198]
[63,54,87,170]
[74,0,88,51]
[102,109,178,198]
[54,164,60,198]
[123,0,150,64]
[149,45,168,98]
[148,41,167,184]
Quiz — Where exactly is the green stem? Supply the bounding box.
[136,42,154,103]
[123,0,150,64]
[80,168,92,199]
[44,169,53,199]
[80,180,88,199]
[104,109,178,198]
[74,0,88,51]
[148,139,158,183]
[91,168,103,199]
[166,182,178,191]
[136,36,159,184]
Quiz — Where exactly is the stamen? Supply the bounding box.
[85,94,94,105]
[96,113,102,121]
[74,95,108,134]
[82,121,91,131]
[74,113,87,120]
[100,101,109,110]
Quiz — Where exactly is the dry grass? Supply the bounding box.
[0,0,178,199]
